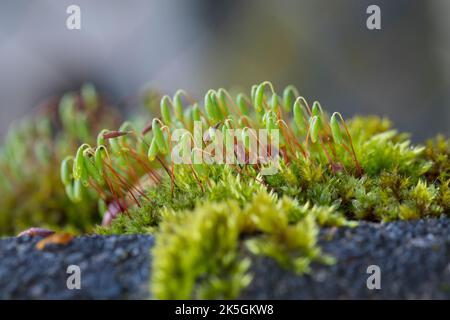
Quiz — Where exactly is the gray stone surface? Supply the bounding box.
[1,217,450,299]
[242,216,450,299]
[0,235,153,299]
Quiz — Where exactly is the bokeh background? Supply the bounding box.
[0,0,449,141]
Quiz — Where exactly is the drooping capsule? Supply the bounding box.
[60,156,73,185]
[309,116,319,143]
[254,83,265,112]
[270,94,279,113]
[236,93,249,116]
[160,96,172,124]
[95,146,107,174]
[81,83,98,110]
[192,103,201,122]
[147,136,159,162]
[330,112,343,144]
[218,88,230,116]
[282,85,298,113]
[97,129,108,146]
[73,144,89,180]
[152,118,167,153]
[173,90,185,121]
[293,100,304,130]
[73,179,83,203]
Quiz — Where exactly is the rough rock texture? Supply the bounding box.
[242,216,450,299]
[0,235,153,299]
[1,217,450,299]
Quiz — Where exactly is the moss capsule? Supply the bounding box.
[148,136,159,162]
[173,90,184,121]
[309,116,319,143]
[60,156,73,185]
[160,96,172,124]
[192,104,201,122]
[293,100,304,130]
[152,118,167,153]
[254,83,265,112]
[73,144,89,180]
[236,94,249,116]
[73,179,83,203]
[283,85,297,113]
[330,112,343,144]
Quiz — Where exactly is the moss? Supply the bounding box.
[356,130,431,177]
[151,190,342,299]
[2,79,449,299]
[64,81,449,299]
[4,81,446,298]
[0,84,120,235]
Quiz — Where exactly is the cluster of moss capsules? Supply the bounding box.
[0,84,120,235]
[61,81,450,299]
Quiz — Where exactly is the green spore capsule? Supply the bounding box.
[265,112,277,131]
[81,83,98,110]
[283,85,298,113]
[83,152,103,184]
[309,116,319,143]
[95,146,107,174]
[60,156,73,186]
[148,136,159,162]
[192,103,201,122]
[160,96,172,124]
[108,136,122,154]
[242,128,251,150]
[250,85,258,102]
[236,94,249,116]
[293,100,304,130]
[312,101,323,128]
[254,83,265,112]
[152,118,167,153]
[184,106,193,127]
[312,101,323,116]
[270,94,279,113]
[59,93,76,127]
[97,129,108,146]
[218,88,230,116]
[73,179,83,203]
[330,112,343,144]
[205,91,220,121]
[73,144,90,180]
[173,90,185,121]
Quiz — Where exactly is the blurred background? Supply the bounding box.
[0,0,449,141]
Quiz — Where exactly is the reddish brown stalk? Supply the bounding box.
[127,150,162,184]
[276,118,307,159]
[141,122,152,135]
[239,115,253,128]
[220,90,244,118]
[334,113,363,177]
[103,170,128,217]
[230,162,266,186]
[107,168,141,208]
[120,148,142,182]
[318,136,336,170]
[89,179,108,199]
[159,126,177,195]
[188,164,205,193]
[155,156,176,184]
[103,162,148,205]
[103,131,129,139]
